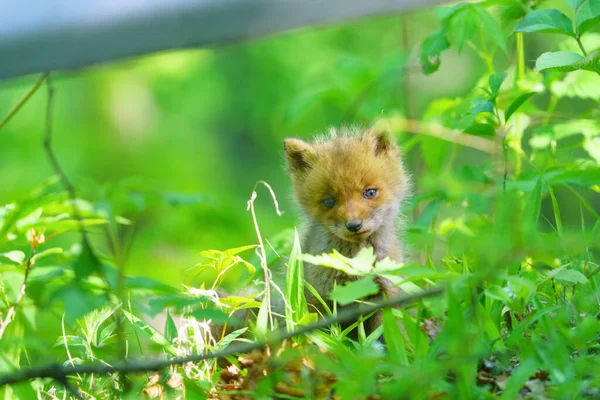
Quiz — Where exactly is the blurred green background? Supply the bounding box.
[0,5,573,287]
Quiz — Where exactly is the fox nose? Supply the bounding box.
[346,220,363,233]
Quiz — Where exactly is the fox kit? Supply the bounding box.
[284,127,410,329]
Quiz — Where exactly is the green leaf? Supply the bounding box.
[31,247,62,263]
[73,241,100,281]
[576,0,600,34]
[470,99,494,115]
[421,29,450,75]
[0,251,25,265]
[59,285,107,323]
[186,308,233,324]
[536,51,584,72]
[489,72,507,96]
[584,137,600,163]
[450,6,479,52]
[474,5,508,53]
[523,178,543,228]
[566,0,583,9]
[554,269,589,284]
[122,309,178,356]
[505,92,536,123]
[501,357,538,400]
[382,308,408,366]
[285,228,307,330]
[164,310,178,342]
[329,276,380,306]
[514,9,575,36]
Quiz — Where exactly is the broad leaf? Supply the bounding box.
[576,0,600,34]
[329,276,380,306]
[474,5,508,53]
[514,9,575,36]
[536,51,583,72]
[536,50,600,72]
[554,269,589,284]
[450,6,479,52]
[421,29,450,75]
[505,92,536,123]
[0,251,26,265]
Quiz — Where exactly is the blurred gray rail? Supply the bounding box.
[0,0,451,80]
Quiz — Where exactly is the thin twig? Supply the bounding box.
[0,286,444,387]
[375,117,499,154]
[0,244,37,339]
[0,73,48,132]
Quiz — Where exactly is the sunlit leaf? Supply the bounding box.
[382,308,408,366]
[514,9,575,36]
[505,92,536,123]
[576,0,600,34]
[329,276,380,306]
[0,251,26,265]
[421,29,450,75]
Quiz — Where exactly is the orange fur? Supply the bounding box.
[284,127,410,330]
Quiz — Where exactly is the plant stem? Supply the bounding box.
[0,73,48,132]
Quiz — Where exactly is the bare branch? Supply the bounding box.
[0,286,444,387]
[0,73,48,132]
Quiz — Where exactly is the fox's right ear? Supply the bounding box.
[284,138,315,173]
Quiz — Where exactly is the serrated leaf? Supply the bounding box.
[551,69,600,100]
[421,29,450,75]
[536,51,584,72]
[474,5,508,53]
[0,251,26,265]
[505,92,536,123]
[576,0,600,34]
[329,276,380,306]
[537,50,600,72]
[514,9,575,36]
[450,6,479,52]
[554,269,589,284]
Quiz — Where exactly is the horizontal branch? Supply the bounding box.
[0,286,444,387]
[376,117,499,154]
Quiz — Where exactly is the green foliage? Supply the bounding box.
[1,0,600,398]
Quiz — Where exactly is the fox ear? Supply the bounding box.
[363,128,397,155]
[284,138,315,173]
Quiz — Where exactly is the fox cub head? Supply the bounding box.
[284,127,409,242]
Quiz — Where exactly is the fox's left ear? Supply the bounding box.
[363,128,398,155]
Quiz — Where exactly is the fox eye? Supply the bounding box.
[321,195,336,208]
[363,188,378,199]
